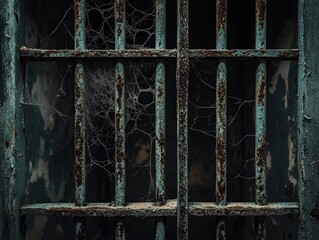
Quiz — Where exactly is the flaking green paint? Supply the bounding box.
[0,0,25,239]
[298,0,319,238]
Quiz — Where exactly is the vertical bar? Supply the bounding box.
[114,0,126,239]
[298,0,319,239]
[216,0,227,206]
[74,0,86,239]
[155,0,166,239]
[216,222,226,240]
[177,0,189,239]
[216,0,227,238]
[0,0,25,239]
[255,0,267,239]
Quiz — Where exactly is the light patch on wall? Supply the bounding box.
[134,142,150,165]
[287,134,297,187]
[269,19,296,109]
[266,151,272,170]
[29,158,50,190]
[30,72,59,130]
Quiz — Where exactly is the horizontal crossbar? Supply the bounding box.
[20,48,299,60]
[21,200,298,217]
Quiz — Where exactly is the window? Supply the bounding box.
[1,0,318,239]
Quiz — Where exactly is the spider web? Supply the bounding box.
[86,0,155,49]
[189,60,256,201]
[85,61,156,201]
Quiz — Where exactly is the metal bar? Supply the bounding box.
[189,49,298,59]
[74,0,86,239]
[297,0,319,239]
[216,221,226,240]
[255,0,267,239]
[256,216,266,240]
[216,0,227,206]
[0,0,25,239]
[20,48,299,60]
[176,0,189,239]
[155,0,166,239]
[114,0,126,239]
[20,201,299,217]
[216,0,228,237]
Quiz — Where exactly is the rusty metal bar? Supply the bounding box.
[216,222,226,240]
[20,48,299,60]
[74,0,86,239]
[0,0,25,239]
[20,201,299,217]
[216,0,227,206]
[155,0,167,239]
[255,0,267,239]
[176,0,189,239]
[216,0,227,238]
[114,0,126,239]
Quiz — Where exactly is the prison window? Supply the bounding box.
[1,0,319,239]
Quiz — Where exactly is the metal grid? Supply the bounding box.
[18,0,300,239]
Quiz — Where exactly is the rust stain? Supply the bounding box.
[257,71,266,105]
[257,0,266,29]
[256,134,267,204]
[115,72,125,182]
[74,67,85,189]
[216,0,227,34]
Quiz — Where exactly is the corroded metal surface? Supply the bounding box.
[21,201,299,217]
[298,0,319,239]
[114,1,126,239]
[20,48,299,60]
[177,0,189,239]
[216,0,227,206]
[74,0,86,239]
[255,0,267,239]
[216,221,226,240]
[0,0,25,239]
[155,0,166,239]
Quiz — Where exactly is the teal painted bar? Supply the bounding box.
[298,0,319,239]
[255,0,267,205]
[0,0,25,239]
[114,0,126,239]
[155,0,166,239]
[216,0,227,206]
[255,0,267,239]
[21,201,299,217]
[216,1,228,238]
[20,48,299,60]
[74,0,86,239]
[177,0,189,238]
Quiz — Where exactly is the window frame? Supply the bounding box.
[0,0,317,239]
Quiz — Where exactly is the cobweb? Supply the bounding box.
[85,61,156,200]
[35,0,258,202]
[189,60,256,201]
[86,0,155,49]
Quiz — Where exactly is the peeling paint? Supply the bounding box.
[30,73,59,130]
[269,19,297,109]
[29,159,50,190]
[288,134,297,187]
